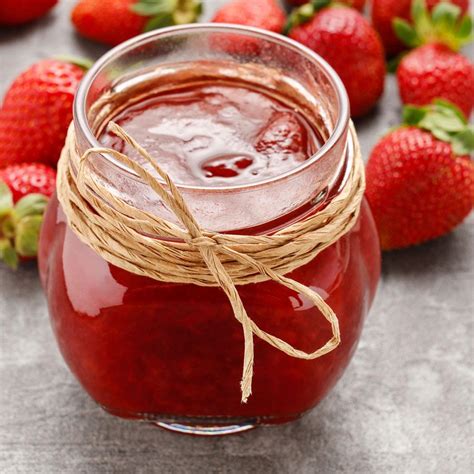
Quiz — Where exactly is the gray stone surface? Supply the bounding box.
[0,1,473,473]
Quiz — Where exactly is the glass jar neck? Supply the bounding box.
[73,25,350,233]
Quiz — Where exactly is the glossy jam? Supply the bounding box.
[99,84,322,186]
[39,81,380,427]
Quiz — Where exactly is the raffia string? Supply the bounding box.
[57,120,365,403]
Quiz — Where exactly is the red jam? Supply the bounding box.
[39,81,380,426]
[99,84,322,186]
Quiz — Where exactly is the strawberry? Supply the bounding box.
[286,1,385,117]
[71,0,202,46]
[372,0,469,57]
[0,58,89,169]
[0,164,56,268]
[212,0,286,34]
[394,0,474,117]
[398,44,474,117]
[365,100,474,250]
[0,0,58,25]
[286,0,365,10]
[0,163,56,203]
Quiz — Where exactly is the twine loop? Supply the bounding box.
[57,120,365,403]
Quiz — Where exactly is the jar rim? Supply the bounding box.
[74,23,350,193]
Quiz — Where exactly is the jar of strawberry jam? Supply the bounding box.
[38,25,380,435]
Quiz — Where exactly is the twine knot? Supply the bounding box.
[187,235,219,249]
[57,120,365,403]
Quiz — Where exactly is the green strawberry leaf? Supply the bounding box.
[14,194,48,221]
[133,0,202,31]
[386,52,407,73]
[14,215,43,258]
[0,192,48,267]
[55,55,94,71]
[393,19,420,48]
[0,239,18,270]
[403,105,427,125]
[0,181,13,218]
[402,100,474,156]
[432,2,461,32]
[144,12,174,31]
[131,0,170,16]
[411,0,431,28]
[430,128,453,142]
[451,127,474,155]
[1,215,15,239]
[285,4,316,34]
[404,0,474,51]
[420,112,466,133]
[433,99,467,122]
[457,15,473,39]
[311,0,332,9]
[285,0,331,34]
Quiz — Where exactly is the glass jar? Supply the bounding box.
[38,24,380,435]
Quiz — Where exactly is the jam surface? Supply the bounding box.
[99,84,321,186]
[39,78,380,426]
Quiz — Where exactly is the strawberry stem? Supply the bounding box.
[0,186,49,269]
[55,55,94,71]
[284,0,332,34]
[0,182,13,218]
[131,0,202,32]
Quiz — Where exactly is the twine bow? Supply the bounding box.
[57,120,365,403]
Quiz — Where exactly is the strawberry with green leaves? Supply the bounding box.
[365,100,474,250]
[0,58,89,169]
[372,0,469,57]
[286,0,385,117]
[71,0,202,46]
[0,163,56,269]
[394,0,473,117]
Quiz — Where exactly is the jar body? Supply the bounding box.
[38,195,380,427]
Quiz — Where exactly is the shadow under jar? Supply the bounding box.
[38,24,381,436]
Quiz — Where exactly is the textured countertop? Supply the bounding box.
[0,1,473,473]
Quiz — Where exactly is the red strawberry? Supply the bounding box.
[398,44,474,117]
[0,59,89,169]
[0,164,56,268]
[372,0,469,57]
[0,163,56,203]
[365,100,474,250]
[71,0,202,46]
[394,0,473,117]
[0,0,58,25]
[212,0,286,34]
[286,2,385,117]
[286,0,366,10]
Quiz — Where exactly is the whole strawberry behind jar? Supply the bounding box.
[71,0,203,46]
[372,0,470,57]
[285,0,386,117]
[393,0,474,118]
